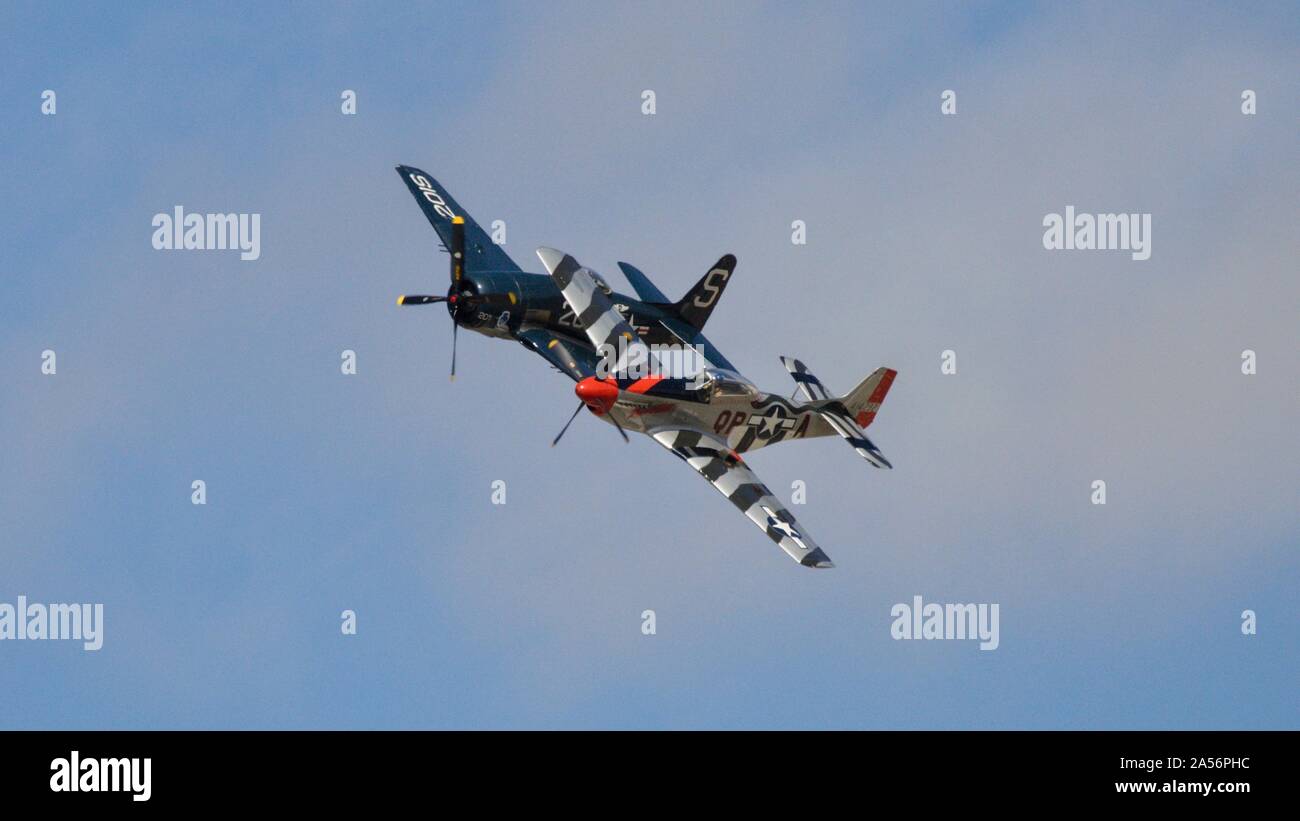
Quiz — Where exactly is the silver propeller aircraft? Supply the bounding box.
[395,165,897,568]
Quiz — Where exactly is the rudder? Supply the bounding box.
[674,254,736,330]
[843,368,897,428]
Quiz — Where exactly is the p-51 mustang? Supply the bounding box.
[394,165,897,568]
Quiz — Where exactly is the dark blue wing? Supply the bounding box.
[395,165,521,274]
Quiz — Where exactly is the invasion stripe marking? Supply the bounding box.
[729,483,765,511]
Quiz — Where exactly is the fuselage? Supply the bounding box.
[449,271,735,367]
[449,270,836,452]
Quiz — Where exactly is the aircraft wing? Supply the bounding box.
[516,326,597,382]
[658,315,738,372]
[537,247,658,375]
[649,427,834,568]
[395,165,521,274]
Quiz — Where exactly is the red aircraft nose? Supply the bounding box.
[575,377,619,415]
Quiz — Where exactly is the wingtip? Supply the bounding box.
[801,548,835,569]
[535,246,565,273]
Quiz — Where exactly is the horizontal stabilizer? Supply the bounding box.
[814,407,893,469]
[616,261,671,303]
[780,356,833,401]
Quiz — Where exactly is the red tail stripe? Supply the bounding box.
[867,369,897,405]
[856,369,897,427]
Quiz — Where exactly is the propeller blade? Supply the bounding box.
[397,294,447,306]
[609,412,630,444]
[450,321,458,382]
[551,402,584,447]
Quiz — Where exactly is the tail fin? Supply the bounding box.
[843,367,897,428]
[674,254,736,330]
[781,357,897,469]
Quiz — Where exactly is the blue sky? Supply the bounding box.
[1,1,1296,728]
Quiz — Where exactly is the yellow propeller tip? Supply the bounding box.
[397,295,405,305]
